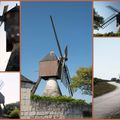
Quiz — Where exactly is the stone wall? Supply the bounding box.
[21,82,34,119]
[28,101,83,119]
[21,98,91,119]
[21,80,91,119]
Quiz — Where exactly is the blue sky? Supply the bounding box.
[21,2,92,103]
[94,1,120,34]
[94,38,120,80]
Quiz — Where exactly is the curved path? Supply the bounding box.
[93,82,120,118]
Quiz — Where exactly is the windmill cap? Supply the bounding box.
[4,5,19,15]
[50,50,54,54]
[40,50,58,62]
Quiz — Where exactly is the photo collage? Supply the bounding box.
[0,0,120,119]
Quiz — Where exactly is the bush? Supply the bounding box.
[4,102,19,115]
[31,94,89,105]
[94,32,120,36]
[9,109,19,118]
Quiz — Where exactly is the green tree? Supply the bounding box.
[94,9,104,30]
[70,67,92,95]
[4,102,19,115]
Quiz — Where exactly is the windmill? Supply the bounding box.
[101,5,120,32]
[0,80,5,113]
[0,4,20,52]
[31,16,73,97]
[0,4,20,71]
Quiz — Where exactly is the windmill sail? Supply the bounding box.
[0,80,5,105]
[107,6,120,13]
[0,80,4,90]
[50,16,63,58]
[61,65,73,96]
[50,16,73,96]
[101,6,120,29]
[0,5,8,26]
[101,14,117,28]
[102,17,116,29]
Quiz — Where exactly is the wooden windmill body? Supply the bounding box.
[31,16,73,97]
[39,51,62,96]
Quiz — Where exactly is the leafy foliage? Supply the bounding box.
[31,95,89,105]
[94,9,104,30]
[2,102,20,118]
[70,67,92,95]
[9,109,19,118]
[111,78,120,83]
[4,102,19,115]
[94,32,120,36]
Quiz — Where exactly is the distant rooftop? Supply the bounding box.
[21,75,36,84]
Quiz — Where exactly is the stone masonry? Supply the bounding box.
[21,75,35,119]
[21,75,91,119]
[29,101,83,119]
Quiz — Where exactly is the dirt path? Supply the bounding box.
[93,82,120,118]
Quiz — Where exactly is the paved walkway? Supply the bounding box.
[93,82,120,118]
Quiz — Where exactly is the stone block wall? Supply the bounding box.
[21,82,34,119]
[21,81,91,119]
[29,101,83,119]
[21,100,84,119]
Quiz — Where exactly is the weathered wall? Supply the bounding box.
[21,81,91,119]
[21,82,34,119]
[28,101,84,119]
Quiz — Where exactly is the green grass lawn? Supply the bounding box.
[94,81,116,98]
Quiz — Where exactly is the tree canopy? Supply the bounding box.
[70,66,92,95]
[94,9,104,30]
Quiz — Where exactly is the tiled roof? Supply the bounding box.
[21,75,36,84]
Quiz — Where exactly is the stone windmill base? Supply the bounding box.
[43,78,62,96]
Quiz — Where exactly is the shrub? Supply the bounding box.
[9,109,19,118]
[31,94,89,105]
[94,32,120,36]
